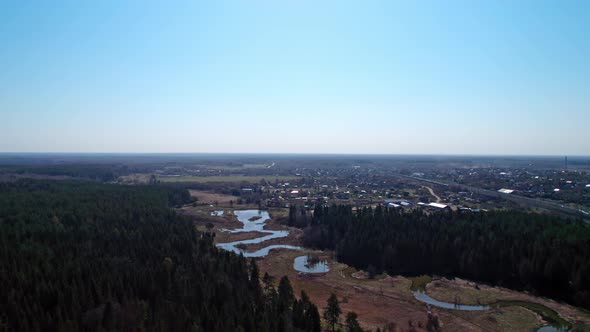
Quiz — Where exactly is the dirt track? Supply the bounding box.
[424,186,442,203]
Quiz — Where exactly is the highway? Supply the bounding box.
[392,173,590,221]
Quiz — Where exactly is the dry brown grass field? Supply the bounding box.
[181,204,590,331]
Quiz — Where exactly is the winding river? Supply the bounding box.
[215,210,569,331]
[413,291,489,311]
[413,291,569,331]
[215,210,302,257]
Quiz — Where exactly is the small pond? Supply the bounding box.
[293,255,330,273]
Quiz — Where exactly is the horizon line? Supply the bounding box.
[1,152,589,158]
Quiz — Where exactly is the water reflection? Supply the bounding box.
[413,291,490,311]
[536,325,568,332]
[293,255,330,273]
[216,210,301,257]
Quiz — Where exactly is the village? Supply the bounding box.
[123,155,590,220]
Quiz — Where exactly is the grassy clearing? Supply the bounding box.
[206,164,269,170]
[159,175,298,183]
[188,190,238,205]
[426,278,590,329]
[118,173,151,183]
[268,207,289,219]
[374,272,388,280]
[494,300,571,329]
[343,266,357,277]
[408,275,432,291]
[451,305,539,332]
[493,306,541,332]
[574,322,590,331]
[425,279,573,329]
[427,280,500,305]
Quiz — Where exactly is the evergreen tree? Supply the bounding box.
[278,276,295,313]
[277,276,295,331]
[345,311,362,332]
[306,304,322,332]
[324,293,342,332]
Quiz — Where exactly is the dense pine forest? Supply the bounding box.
[298,205,590,309]
[0,180,319,331]
[0,164,134,182]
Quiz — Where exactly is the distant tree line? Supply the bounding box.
[0,179,315,331]
[300,204,590,309]
[0,164,139,182]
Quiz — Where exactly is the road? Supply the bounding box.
[392,173,590,221]
[424,186,442,203]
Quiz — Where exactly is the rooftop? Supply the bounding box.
[429,202,448,209]
[498,188,514,194]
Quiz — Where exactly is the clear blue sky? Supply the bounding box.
[1,0,588,155]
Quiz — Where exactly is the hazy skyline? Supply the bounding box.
[1,1,589,155]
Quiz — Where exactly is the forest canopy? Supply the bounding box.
[300,204,590,309]
[0,180,315,331]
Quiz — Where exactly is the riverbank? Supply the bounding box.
[425,278,590,330]
[182,205,590,331]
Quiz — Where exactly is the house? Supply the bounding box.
[428,202,450,210]
[336,191,351,199]
[384,199,412,207]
